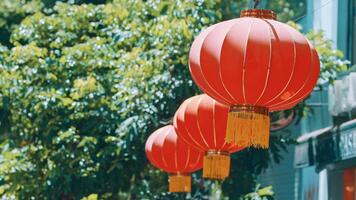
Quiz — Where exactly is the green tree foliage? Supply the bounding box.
[0,0,43,46]
[0,0,349,199]
[0,0,109,47]
[0,1,220,199]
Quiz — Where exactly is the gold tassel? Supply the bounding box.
[203,151,230,180]
[169,174,191,193]
[225,105,270,149]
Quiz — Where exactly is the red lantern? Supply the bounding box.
[174,94,245,180]
[145,125,203,193]
[189,9,320,148]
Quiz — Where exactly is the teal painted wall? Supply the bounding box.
[337,0,351,58]
[259,124,301,200]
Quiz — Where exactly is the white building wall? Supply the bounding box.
[313,0,339,47]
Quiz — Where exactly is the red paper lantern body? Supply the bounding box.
[174,94,245,179]
[145,125,203,193]
[189,9,320,148]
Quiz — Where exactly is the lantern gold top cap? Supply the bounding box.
[240,9,276,20]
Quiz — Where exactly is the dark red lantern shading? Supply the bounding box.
[145,125,203,193]
[174,94,245,180]
[189,9,320,148]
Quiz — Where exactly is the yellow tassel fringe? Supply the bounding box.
[225,105,270,149]
[169,174,191,193]
[203,151,230,180]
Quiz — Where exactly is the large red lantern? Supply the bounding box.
[174,94,245,180]
[189,9,320,148]
[145,125,203,193]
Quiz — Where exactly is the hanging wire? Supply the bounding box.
[248,0,333,22]
[253,0,260,9]
[293,0,333,22]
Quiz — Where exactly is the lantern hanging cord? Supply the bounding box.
[249,0,332,22]
[253,0,260,8]
[293,0,332,22]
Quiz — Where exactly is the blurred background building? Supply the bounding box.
[259,0,356,199]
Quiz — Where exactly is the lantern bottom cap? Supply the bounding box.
[169,174,191,193]
[225,105,270,149]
